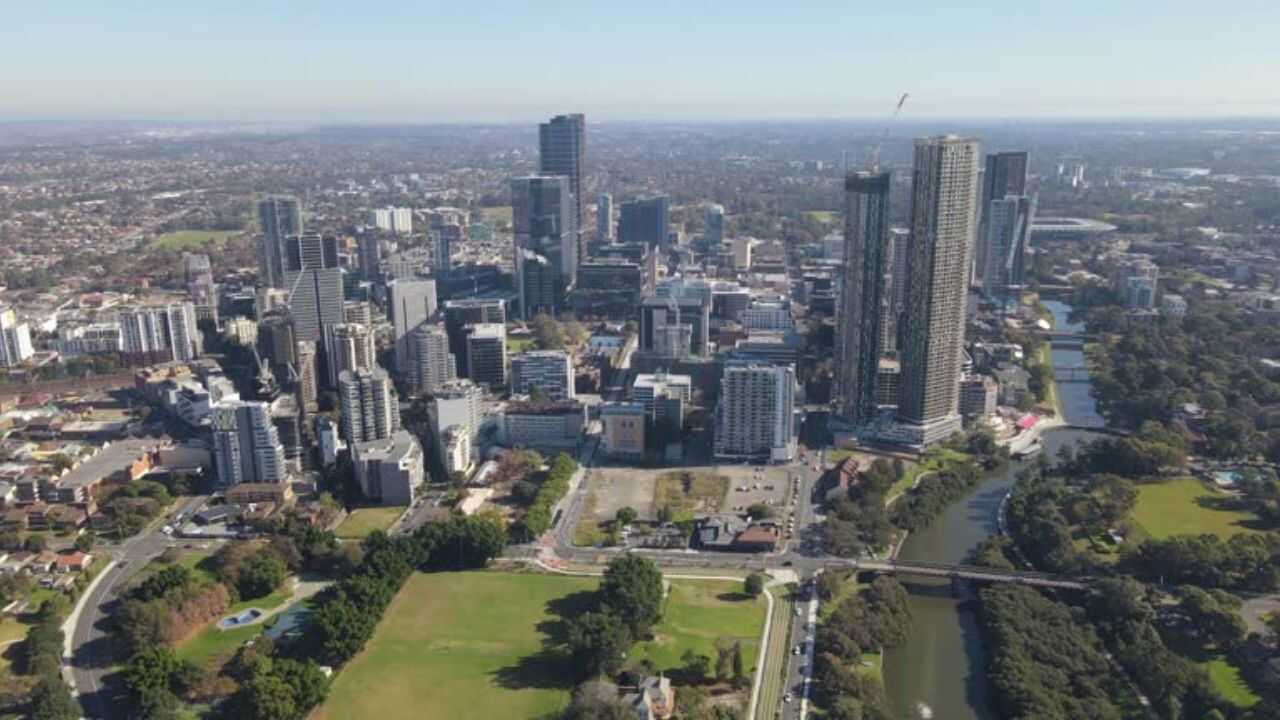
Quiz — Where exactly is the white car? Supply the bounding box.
[783,693,793,703]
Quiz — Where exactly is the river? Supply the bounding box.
[883,300,1106,719]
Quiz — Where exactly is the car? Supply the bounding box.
[783,693,793,703]
[792,646,800,655]
[794,606,802,616]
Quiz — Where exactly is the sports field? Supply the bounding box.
[1131,478,1261,540]
[148,229,239,251]
[318,572,767,720]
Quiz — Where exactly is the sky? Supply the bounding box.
[3,0,1279,123]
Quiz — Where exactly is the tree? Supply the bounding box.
[564,679,630,720]
[30,676,80,720]
[532,313,565,350]
[73,532,95,553]
[746,503,773,520]
[681,648,712,682]
[598,555,664,638]
[743,573,765,598]
[237,551,288,600]
[731,641,747,688]
[238,671,298,720]
[615,507,637,526]
[565,611,631,677]
[24,533,48,552]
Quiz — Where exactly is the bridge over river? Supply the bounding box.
[843,558,1091,591]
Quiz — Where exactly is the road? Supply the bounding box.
[68,494,209,720]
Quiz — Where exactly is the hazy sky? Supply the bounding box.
[4,1,1279,122]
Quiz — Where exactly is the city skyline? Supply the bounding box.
[4,2,1279,123]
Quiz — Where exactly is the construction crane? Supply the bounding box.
[869,92,910,171]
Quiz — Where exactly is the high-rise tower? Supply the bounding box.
[539,114,585,261]
[836,171,891,426]
[974,151,1029,287]
[512,175,576,318]
[896,136,980,446]
[257,195,302,289]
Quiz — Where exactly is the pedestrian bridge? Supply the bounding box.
[846,558,1090,591]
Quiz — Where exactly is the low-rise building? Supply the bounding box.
[352,430,425,507]
[959,374,998,419]
[601,403,646,460]
[497,401,586,451]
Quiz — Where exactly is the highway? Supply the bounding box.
[68,494,209,720]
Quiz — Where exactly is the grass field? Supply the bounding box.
[630,580,767,671]
[336,507,404,539]
[654,471,728,521]
[175,582,294,670]
[148,229,239,251]
[318,572,599,720]
[508,336,538,354]
[319,572,768,720]
[1131,478,1262,540]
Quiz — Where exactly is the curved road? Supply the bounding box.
[68,495,209,720]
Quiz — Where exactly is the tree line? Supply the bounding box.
[811,574,910,720]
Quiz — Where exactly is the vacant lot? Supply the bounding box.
[336,507,404,539]
[1131,478,1262,540]
[317,572,598,720]
[655,471,730,522]
[148,229,239,251]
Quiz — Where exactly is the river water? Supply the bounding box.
[883,300,1106,719]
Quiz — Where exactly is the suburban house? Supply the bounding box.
[622,676,675,720]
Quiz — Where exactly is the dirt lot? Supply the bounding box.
[582,464,795,524]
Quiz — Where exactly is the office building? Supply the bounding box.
[258,195,302,289]
[632,372,692,423]
[596,192,614,245]
[731,237,752,271]
[357,232,382,283]
[257,314,295,383]
[497,401,586,450]
[352,430,424,506]
[443,298,505,374]
[465,323,507,387]
[284,232,339,275]
[981,194,1034,308]
[325,322,375,386]
[372,206,414,235]
[0,307,34,368]
[601,403,647,459]
[211,401,287,486]
[705,204,725,247]
[408,323,456,394]
[344,300,373,326]
[571,259,646,319]
[836,171,891,427]
[713,362,796,463]
[512,175,577,318]
[882,228,911,354]
[387,278,437,373]
[269,395,305,471]
[117,303,201,362]
[511,350,574,401]
[619,196,669,249]
[539,113,586,259]
[338,367,400,444]
[638,294,710,359]
[896,136,981,446]
[976,151,1029,286]
[281,233,343,344]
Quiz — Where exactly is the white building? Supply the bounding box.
[632,373,692,418]
[730,236,752,270]
[713,362,797,463]
[325,322,375,386]
[497,401,585,450]
[373,206,414,235]
[352,430,424,506]
[601,402,646,460]
[741,300,792,331]
[0,307,35,367]
[430,379,484,462]
[338,367,400,444]
[211,401,287,486]
[55,322,123,356]
[117,303,201,362]
[442,425,474,479]
[408,323,456,394]
[510,350,574,401]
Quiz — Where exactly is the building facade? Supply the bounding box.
[211,401,287,486]
[465,323,507,387]
[836,171,892,426]
[714,362,796,463]
[511,350,574,401]
[338,367,400,444]
[513,175,577,318]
